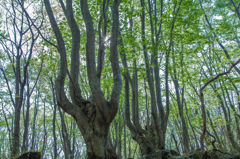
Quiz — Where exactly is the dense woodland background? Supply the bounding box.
[0,0,240,158]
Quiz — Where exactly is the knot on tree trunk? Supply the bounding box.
[80,101,96,120]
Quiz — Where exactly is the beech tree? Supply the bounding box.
[0,0,43,158]
[43,0,122,158]
[1,0,240,158]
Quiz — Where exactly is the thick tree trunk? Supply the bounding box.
[159,129,167,150]
[85,134,117,159]
[74,111,118,159]
[44,0,122,158]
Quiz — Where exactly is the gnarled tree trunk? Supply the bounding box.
[44,0,122,158]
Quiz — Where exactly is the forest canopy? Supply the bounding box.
[0,0,240,158]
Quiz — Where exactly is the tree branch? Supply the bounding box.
[44,0,78,117]
[199,58,240,151]
[0,68,15,107]
[199,0,240,74]
[110,0,122,108]
[201,58,240,91]
[19,1,57,48]
[80,0,105,106]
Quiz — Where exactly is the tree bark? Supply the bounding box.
[172,70,190,153]
[119,30,155,157]
[44,0,122,158]
[51,78,58,159]
[31,89,40,150]
[211,84,240,152]
[58,109,72,159]
[42,100,47,157]
[22,60,42,153]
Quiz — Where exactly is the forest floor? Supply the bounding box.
[140,149,240,159]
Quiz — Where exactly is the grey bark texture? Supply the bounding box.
[44,0,122,158]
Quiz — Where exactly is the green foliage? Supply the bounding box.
[0,0,240,158]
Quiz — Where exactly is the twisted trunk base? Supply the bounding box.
[74,101,119,159]
[86,135,118,159]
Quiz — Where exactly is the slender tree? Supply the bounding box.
[0,0,42,157]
